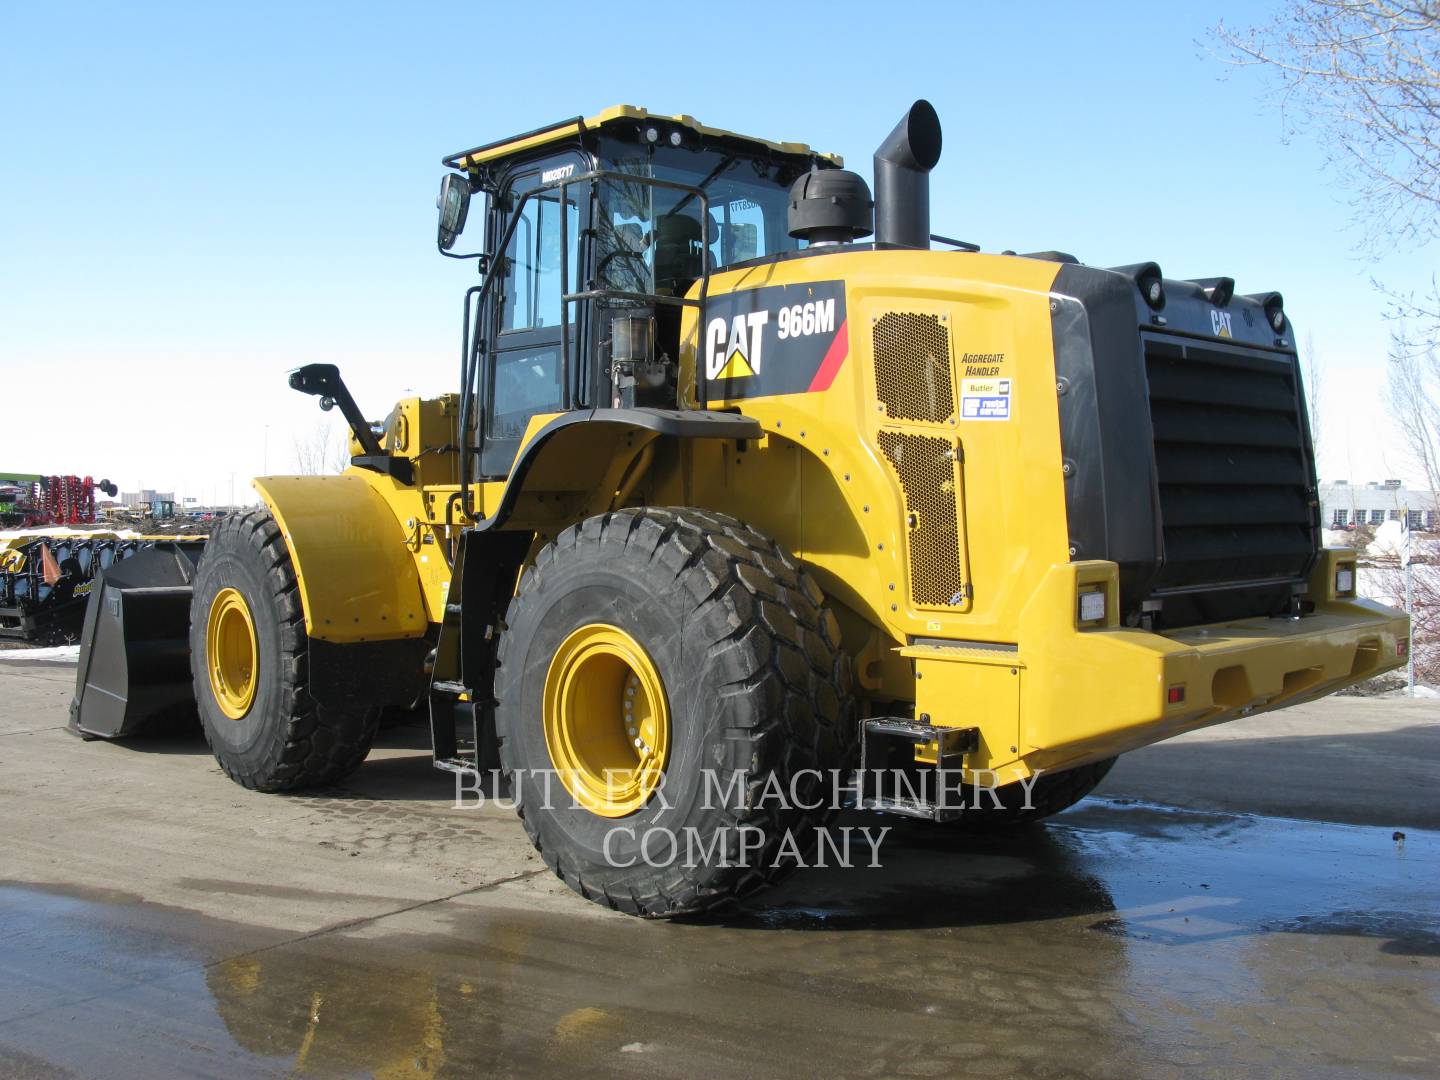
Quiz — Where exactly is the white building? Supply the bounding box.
[1319,480,1437,531]
[120,488,176,510]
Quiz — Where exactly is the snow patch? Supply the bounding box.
[1,527,145,541]
[0,645,80,662]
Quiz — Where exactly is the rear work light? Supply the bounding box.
[1335,566,1355,596]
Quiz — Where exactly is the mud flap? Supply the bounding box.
[69,544,202,739]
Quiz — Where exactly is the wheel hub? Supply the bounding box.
[206,587,258,719]
[542,623,670,817]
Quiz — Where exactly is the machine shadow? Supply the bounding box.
[318,723,461,803]
[83,709,208,755]
[711,813,1119,932]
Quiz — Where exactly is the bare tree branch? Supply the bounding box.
[1214,2,1440,249]
[1303,331,1324,459]
[1385,347,1440,507]
[292,422,350,476]
[1376,271,1440,354]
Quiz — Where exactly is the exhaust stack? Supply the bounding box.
[874,100,942,249]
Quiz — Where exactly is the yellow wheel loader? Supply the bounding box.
[71,101,1409,915]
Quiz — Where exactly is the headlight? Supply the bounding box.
[1336,566,1355,596]
[1078,590,1106,623]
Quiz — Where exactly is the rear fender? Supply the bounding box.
[475,408,761,532]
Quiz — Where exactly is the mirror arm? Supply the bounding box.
[288,364,385,457]
[438,244,487,265]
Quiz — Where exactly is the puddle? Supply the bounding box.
[1,798,1437,1078]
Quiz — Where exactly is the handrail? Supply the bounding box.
[559,171,710,411]
[456,284,483,508]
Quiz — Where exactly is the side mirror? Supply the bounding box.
[436,173,471,251]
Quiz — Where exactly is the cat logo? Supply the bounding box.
[1210,309,1233,338]
[701,280,847,399]
[706,311,770,380]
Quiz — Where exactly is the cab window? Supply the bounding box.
[490,346,562,442]
[499,180,580,332]
[594,143,802,294]
[484,161,583,475]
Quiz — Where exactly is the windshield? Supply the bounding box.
[594,141,805,295]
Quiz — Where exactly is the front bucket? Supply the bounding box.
[69,543,202,739]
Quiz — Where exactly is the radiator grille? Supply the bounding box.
[873,312,954,423]
[878,431,967,607]
[1144,337,1316,591]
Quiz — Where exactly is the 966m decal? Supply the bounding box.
[704,281,848,399]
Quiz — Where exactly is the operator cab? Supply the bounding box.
[436,106,839,477]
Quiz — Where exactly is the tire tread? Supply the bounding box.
[192,509,377,793]
[496,507,855,916]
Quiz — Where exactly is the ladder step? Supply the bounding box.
[445,602,464,615]
[857,795,964,823]
[432,679,469,695]
[434,754,477,775]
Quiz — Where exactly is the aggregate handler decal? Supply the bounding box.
[703,281,847,400]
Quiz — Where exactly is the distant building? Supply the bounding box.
[120,488,175,510]
[1320,480,1437,531]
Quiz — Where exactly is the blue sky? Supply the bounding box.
[1,1,1434,501]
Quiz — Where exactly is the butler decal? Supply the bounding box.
[703,280,848,400]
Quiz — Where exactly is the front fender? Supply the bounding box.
[253,474,428,644]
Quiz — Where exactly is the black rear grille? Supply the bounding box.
[1143,335,1317,593]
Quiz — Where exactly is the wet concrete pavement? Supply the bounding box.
[1,662,1437,1078]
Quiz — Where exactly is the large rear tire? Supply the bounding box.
[495,508,855,916]
[189,509,377,792]
[947,757,1117,828]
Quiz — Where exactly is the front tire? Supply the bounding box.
[189,509,377,792]
[495,508,854,916]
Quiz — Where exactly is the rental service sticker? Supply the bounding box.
[960,377,1011,421]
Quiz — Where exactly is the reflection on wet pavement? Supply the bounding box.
[1,799,1436,1079]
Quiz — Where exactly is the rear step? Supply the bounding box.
[857,716,979,822]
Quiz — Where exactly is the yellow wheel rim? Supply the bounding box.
[206,587,258,719]
[542,623,670,818]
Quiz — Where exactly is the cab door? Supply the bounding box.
[480,153,586,477]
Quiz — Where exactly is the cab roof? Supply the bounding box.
[442,104,843,173]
